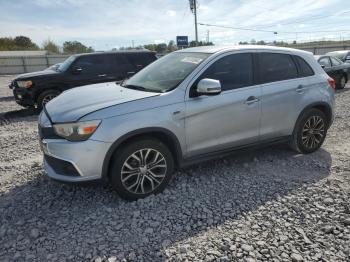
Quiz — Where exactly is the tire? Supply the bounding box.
[109,138,175,200]
[290,109,328,154]
[36,90,60,110]
[337,75,346,89]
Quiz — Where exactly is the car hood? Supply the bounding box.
[45,82,159,123]
[16,69,59,80]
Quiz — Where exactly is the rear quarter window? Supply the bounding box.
[293,56,314,77]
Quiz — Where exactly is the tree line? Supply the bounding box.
[0,36,94,54]
[0,35,215,54]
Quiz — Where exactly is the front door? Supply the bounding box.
[185,53,261,157]
[65,54,108,88]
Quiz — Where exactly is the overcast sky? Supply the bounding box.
[0,0,349,50]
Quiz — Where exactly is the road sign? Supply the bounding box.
[176,36,189,47]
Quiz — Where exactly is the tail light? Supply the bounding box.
[327,77,336,91]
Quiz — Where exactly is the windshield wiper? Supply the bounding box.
[123,84,160,93]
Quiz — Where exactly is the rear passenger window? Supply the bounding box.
[200,53,253,91]
[127,53,156,68]
[259,53,298,83]
[74,55,106,74]
[294,56,314,77]
[330,57,342,66]
[318,57,331,68]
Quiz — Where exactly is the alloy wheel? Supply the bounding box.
[121,148,167,195]
[42,94,57,107]
[301,115,325,149]
[340,76,346,88]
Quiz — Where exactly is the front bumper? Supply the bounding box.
[41,138,112,182]
[13,87,35,107]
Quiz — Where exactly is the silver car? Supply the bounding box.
[39,45,335,200]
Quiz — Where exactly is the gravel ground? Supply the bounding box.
[0,75,349,262]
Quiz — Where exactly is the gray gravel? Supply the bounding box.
[1,75,350,261]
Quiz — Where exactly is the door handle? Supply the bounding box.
[98,74,107,77]
[245,96,259,105]
[296,85,305,93]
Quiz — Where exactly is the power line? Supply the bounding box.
[198,23,278,34]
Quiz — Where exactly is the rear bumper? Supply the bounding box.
[41,138,112,182]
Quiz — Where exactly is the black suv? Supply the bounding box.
[9,51,157,109]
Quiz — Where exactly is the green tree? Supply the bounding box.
[144,44,157,52]
[189,41,214,47]
[42,39,60,54]
[0,37,15,51]
[155,43,167,53]
[167,40,177,52]
[63,41,94,54]
[14,36,39,50]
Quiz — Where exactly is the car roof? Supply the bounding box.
[176,45,312,55]
[73,50,156,57]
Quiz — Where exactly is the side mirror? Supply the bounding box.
[196,78,221,96]
[321,64,325,69]
[71,66,82,74]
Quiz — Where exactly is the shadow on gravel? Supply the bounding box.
[336,87,350,94]
[0,108,38,125]
[0,145,332,261]
[0,96,14,102]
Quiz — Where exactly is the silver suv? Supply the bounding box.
[39,45,335,200]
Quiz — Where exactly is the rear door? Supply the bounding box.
[318,56,336,79]
[330,56,345,79]
[185,52,261,157]
[127,53,157,73]
[258,52,308,140]
[65,54,108,88]
[105,54,135,82]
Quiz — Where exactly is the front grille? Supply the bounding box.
[45,155,80,177]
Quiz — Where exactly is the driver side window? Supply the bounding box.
[198,53,253,92]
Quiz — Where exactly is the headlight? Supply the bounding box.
[53,120,101,141]
[17,80,33,88]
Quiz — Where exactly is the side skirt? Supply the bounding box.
[179,136,291,168]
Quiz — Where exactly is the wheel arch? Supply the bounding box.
[101,127,183,181]
[34,88,61,105]
[295,102,333,131]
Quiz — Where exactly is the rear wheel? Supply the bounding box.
[337,75,346,89]
[110,138,174,200]
[290,109,328,154]
[36,90,60,110]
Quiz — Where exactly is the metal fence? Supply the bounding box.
[295,45,350,55]
[1,44,350,75]
[0,55,70,75]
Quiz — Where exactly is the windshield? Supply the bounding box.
[57,55,76,72]
[123,52,210,93]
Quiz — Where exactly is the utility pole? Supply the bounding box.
[189,0,198,46]
[206,30,209,43]
[132,40,134,49]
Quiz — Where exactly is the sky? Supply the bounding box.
[0,0,350,50]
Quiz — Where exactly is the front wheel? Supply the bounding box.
[290,109,328,154]
[110,138,174,200]
[36,90,60,110]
